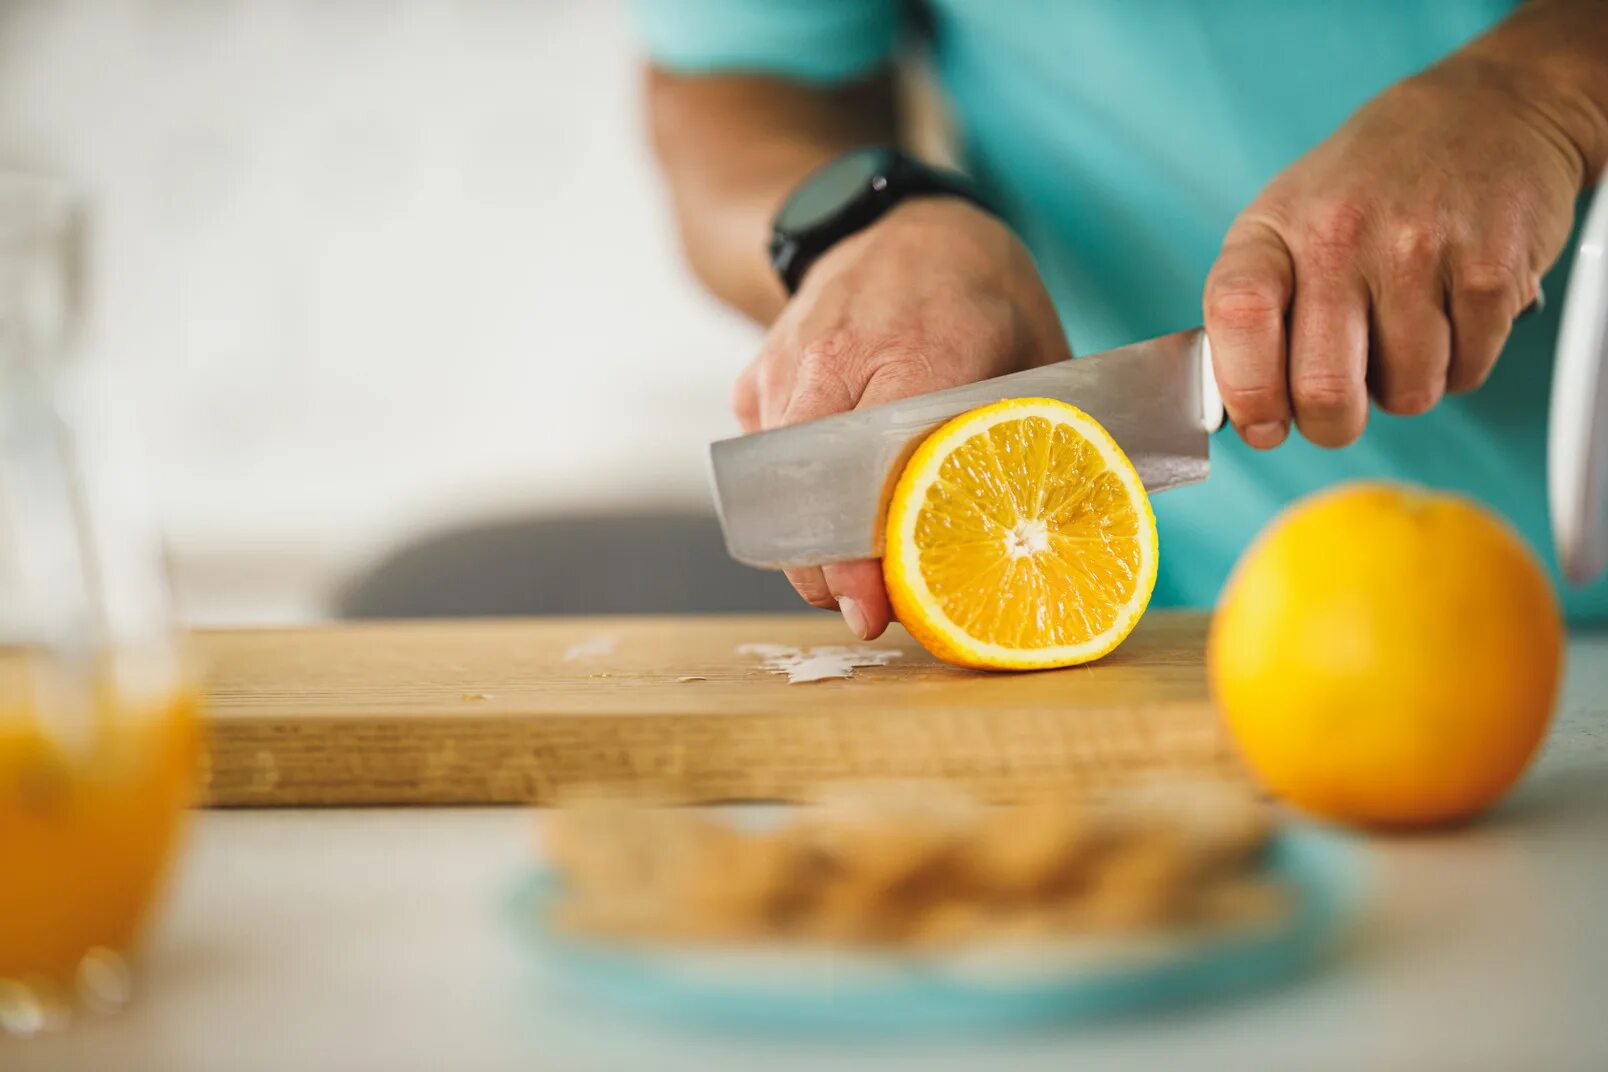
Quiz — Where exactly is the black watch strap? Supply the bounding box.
[769,147,992,294]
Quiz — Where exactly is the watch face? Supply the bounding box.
[777,147,890,233]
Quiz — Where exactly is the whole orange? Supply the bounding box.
[1208,482,1563,828]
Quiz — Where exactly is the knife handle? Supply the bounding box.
[1198,332,1226,434]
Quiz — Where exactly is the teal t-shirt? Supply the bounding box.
[628,0,1608,622]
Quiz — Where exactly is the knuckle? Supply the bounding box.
[866,335,932,369]
[796,330,861,376]
[1217,381,1287,416]
[866,342,935,383]
[790,339,861,411]
[1206,274,1286,333]
[1383,222,1441,280]
[863,363,923,398]
[856,354,939,408]
[1291,372,1360,420]
[1303,197,1371,263]
[1453,258,1524,310]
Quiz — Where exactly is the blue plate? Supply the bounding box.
[507,827,1363,1034]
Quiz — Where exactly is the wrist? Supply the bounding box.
[801,195,1017,293]
[852,195,1002,253]
[769,148,993,294]
[1459,1,1608,182]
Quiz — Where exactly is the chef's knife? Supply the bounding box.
[710,326,1223,569]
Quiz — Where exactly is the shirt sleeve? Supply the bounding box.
[624,0,901,85]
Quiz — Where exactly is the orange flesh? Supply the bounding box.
[913,416,1146,648]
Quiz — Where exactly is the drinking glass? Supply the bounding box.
[0,173,201,1037]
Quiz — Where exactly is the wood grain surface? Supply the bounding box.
[196,611,1245,806]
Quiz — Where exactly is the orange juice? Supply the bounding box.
[0,663,200,992]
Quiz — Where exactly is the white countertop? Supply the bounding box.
[8,635,1608,1072]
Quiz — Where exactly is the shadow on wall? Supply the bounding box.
[335,514,807,618]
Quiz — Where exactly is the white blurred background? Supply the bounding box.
[0,0,761,624]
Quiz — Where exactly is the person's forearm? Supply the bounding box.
[644,67,898,324]
[1460,0,1608,183]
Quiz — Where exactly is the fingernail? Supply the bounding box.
[1244,421,1287,449]
[838,596,870,641]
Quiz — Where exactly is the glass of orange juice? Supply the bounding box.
[0,174,201,1036]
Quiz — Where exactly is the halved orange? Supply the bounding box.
[883,398,1157,669]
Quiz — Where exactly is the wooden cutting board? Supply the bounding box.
[196,611,1244,806]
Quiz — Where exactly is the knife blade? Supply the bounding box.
[710,326,1223,569]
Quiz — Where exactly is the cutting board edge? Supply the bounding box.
[200,699,1242,807]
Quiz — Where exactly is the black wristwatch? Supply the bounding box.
[768,147,992,294]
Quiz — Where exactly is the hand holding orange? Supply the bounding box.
[1209,483,1563,828]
